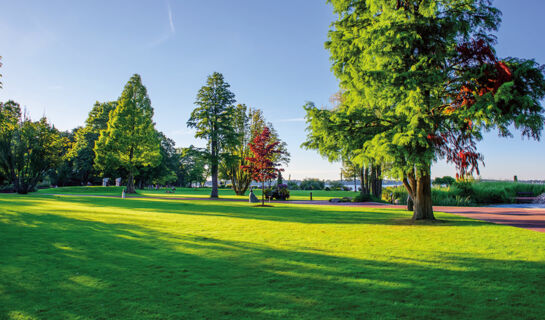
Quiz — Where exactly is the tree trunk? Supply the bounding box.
[371,165,382,199]
[412,169,434,220]
[359,166,364,194]
[261,180,265,206]
[210,139,219,198]
[126,170,136,193]
[363,166,370,194]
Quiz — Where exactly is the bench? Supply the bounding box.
[515,192,536,203]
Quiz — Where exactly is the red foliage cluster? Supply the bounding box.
[428,39,512,178]
[449,39,513,112]
[428,130,483,180]
[242,127,284,184]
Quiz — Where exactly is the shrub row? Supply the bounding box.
[382,181,545,206]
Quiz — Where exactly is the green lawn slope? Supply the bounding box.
[1,193,544,319]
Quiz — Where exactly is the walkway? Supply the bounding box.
[315,201,545,233]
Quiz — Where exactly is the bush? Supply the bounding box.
[287,181,299,190]
[452,180,474,198]
[0,184,15,193]
[328,181,344,191]
[263,184,290,200]
[299,178,325,190]
[433,176,456,186]
[382,186,408,204]
[353,193,381,203]
[36,181,52,189]
[274,184,290,200]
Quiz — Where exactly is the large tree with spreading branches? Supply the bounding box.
[324,0,545,220]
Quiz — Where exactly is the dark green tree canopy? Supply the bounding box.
[0,101,65,193]
[187,72,238,198]
[187,72,238,150]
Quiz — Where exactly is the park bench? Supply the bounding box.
[514,192,536,204]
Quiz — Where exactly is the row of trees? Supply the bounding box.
[0,59,289,195]
[188,72,289,198]
[304,0,545,220]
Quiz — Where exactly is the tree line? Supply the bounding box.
[0,62,289,196]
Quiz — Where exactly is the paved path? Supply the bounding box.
[41,194,545,233]
[316,201,545,233]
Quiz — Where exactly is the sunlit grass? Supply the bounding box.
[37,186,360,201]
[1,192,544,319]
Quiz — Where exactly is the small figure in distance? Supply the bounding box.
[249,187,259,203]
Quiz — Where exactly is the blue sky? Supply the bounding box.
[0,0,544,180]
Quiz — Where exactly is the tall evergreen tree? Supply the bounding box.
[94,74,161,193]
[187,72,238,198]
[325,0,545,220]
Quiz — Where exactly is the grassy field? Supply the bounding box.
[37,186,360,201]
[1,192,544,319]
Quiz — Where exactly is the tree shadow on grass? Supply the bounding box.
[18,194,491,228]
[1,209,544,319]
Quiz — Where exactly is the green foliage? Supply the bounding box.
[219,105,289,196]
[68,102,117,183]
[263,184,290,201]
[433,176,456,186]
[0,101,66,193]
[324,0,545,218]
[137,132,178,186]
[176,145,208,187]
[353,193,373,203]
[187,72,238,198]
[94,74,161,193]
[299,178,325,190]
[384,181,545,206]
[382,186,409,204]
[328,181,344,191]
[287,181,299,190]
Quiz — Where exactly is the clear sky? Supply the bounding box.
[0,0,544,181]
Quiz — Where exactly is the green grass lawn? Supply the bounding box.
[37,186,360,201]
[1,192,544,319]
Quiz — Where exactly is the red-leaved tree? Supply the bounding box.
[429,39,519,180]
[242,127,284,206]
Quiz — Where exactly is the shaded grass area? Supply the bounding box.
[1,194,544,319]
[37,186,360,201]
